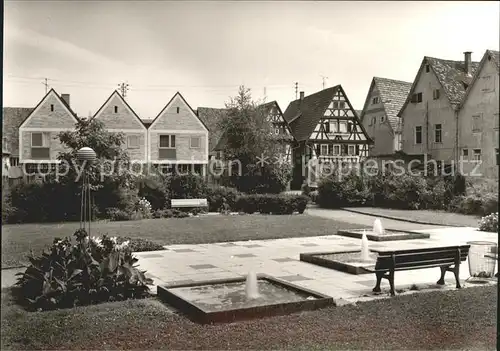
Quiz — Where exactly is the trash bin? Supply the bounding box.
[467,241,497,280]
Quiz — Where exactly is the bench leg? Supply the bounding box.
[437,266,447,285]
[372,272,383,293]
[388,270,395,297]
[453,265,461,289]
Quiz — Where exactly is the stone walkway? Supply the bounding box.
[136,225,498,304]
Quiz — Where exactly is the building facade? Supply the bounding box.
[360,77,411,156]
[148,92,209,175]
[400,52,480,172]
[458,50,499,179]
[282,86,372,189]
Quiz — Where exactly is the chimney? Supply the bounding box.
[299,91,305,101]
[463,51,472,74]
[61,94,70,107]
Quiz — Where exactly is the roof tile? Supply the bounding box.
[2,107,34,157]
[373,77,412,132]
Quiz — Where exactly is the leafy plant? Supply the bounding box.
[14,229,153,311]
[479,212,498,232]
[206,186,241,212]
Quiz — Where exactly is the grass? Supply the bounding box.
[343,207,480,227]
[1,285,496,350]
[1,214,360,268]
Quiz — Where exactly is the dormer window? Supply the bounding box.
[425,64,430,73]
[372,97,380,104]
[50,104,54,112]
[114,106,118,113]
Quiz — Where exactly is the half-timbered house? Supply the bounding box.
[282,86,372,189]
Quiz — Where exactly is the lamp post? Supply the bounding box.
[76,147,97,236]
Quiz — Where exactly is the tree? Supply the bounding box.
[217,86,291,193]
[55,118,139,216]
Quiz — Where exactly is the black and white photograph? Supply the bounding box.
[2,0,499,349]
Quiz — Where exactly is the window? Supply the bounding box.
[216,151,223,159]
[462,149,469,159]
[127,135,140,149]
[494,113,499,130]
[348,145,355,155]
[114,106,118,113]
[31,132,49,147]
[434,124,442,143]
[333,145,340,155]
[415,126,422,144]
[176,107,180,113]
[321,144,328,155]
[330,121,337,133]
[339,101,345,109]
[333,101,339,109]
[411,93,423,103]
[327,144,333,156]
[380,116,385,123]
[473,149,481,161]
[425,64,430,73]
[159,135,175,148]
[472,114,482,132]
[372,97,380,104]
[323,121,330,133]
[433,89,440,100]
[190,136,200,148]
[339,122,347,133]
[50,104,54,112]
[9,157,19,167]
[347,122,352,132]
[372,117,376,125]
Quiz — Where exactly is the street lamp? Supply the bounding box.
[76,147,97,236]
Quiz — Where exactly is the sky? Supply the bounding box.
[3,1,499,119]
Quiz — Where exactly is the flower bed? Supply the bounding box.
[14,229,153,311]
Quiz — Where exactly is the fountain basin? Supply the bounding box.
[300,250,378,275]
[337,229,430,241]
[157,274,333,324]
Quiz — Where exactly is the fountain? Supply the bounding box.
[336,218,430,242]
[245,271,260,299]
[157,274,332,324]
[360,231,372,262]
[373,218,385,235]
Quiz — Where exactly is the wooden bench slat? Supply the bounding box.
[376,245,470,256]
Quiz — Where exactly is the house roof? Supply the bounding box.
[459,49,500,109]
[19,89,80,129]
[2,107,34,157]
[398,55,480,116]
[283,85,371,143]
[92,90,147,129]
[196,107,229,152]
[372,77,412,132]
[150,92,209,132]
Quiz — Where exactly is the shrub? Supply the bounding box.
[2,192,17,223]
[479,212,498,232]
[235,194,306,215]
[14,229,153,311]
[105,208,131,221]
[317,173,371,208]
[206,186,241,212]
[137,175,170,211]
[301,183,311,197]
[116,237,165,252]
[169,173,208,200]
[309,190,319,204]
[136,197,152,219]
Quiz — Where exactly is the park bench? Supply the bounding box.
[366,245,470,296]
[171,198,208,208]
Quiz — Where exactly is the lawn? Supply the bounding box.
[1,214,360,268]
[1,285,496,350]
[343,207,480,227]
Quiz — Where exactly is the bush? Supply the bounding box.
[309,190,319,204]
[169,173,208,200]
[116,237,165,252]
[317,173,371,208]
[301,183,311,197]
[135,197,152,219]
[2,192,17,223]
[235,194,307,215]
[137,175,170,211]
[14,229,153,311]
[105,208,131,221]
[479,212,498,232]
[206,186,241,212]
